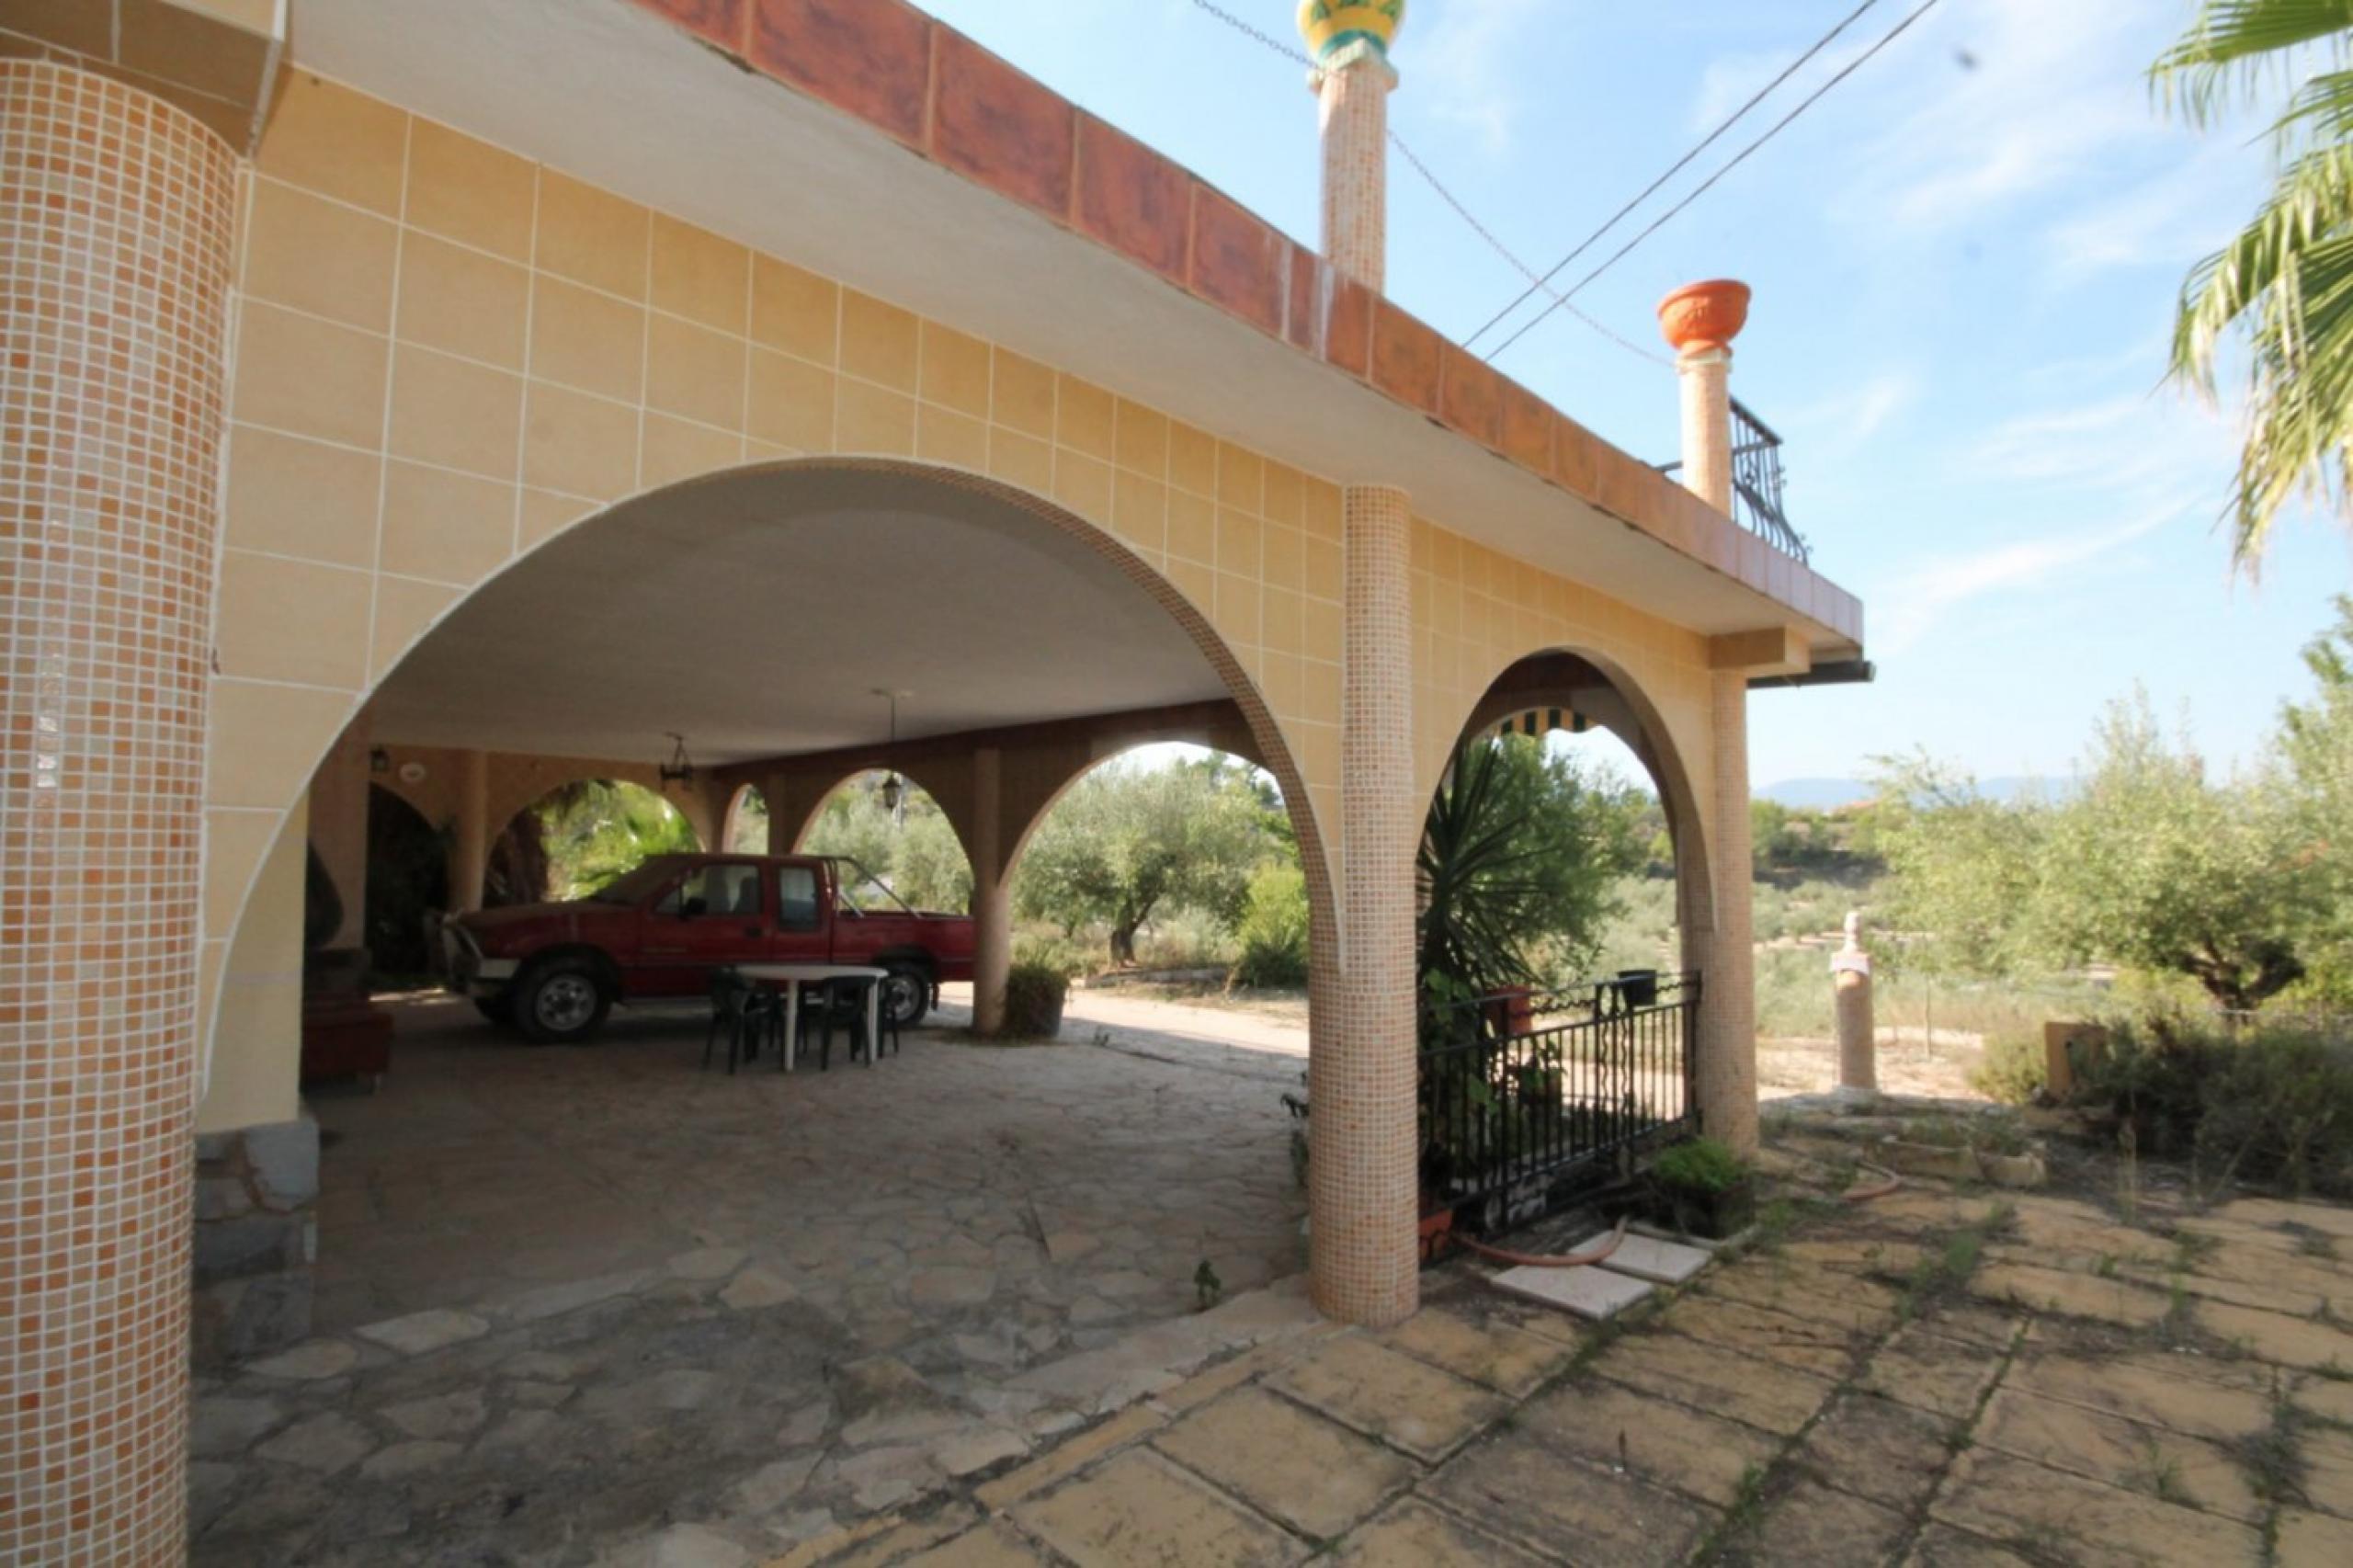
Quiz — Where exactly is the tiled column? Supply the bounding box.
[1311,53,1394,292]
[1699,665,1759,1153]
[1313,483,1418,1325]
[969,747,1012,1036]
[1661,281,1760,1154]
[1299,6,1404,293]
[450,750,491,914]
[0,61,236,1564]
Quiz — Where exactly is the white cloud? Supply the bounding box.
[2043,142,2247,287]
[1411,0,1540,152]
[1834,0,2169,234]
[1872,512,2173,656]
[1786,371,1916,447]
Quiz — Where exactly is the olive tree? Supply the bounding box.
[1012,757,1273,964]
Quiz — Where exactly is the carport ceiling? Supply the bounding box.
[367,467,1229,765]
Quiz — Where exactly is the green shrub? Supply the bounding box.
[1013,933,1089,981]
[1971,1032,2048,1105]
[1652,1136,1749,1194]
[2085,1016,2353,1197]
[1001,960,1071,1039]
[1231,863,1309,988]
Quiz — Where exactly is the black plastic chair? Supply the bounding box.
[704,967,779,1074]
[800,975,879,1070]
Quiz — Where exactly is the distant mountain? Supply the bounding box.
[1758,778,1873,809]
[1759,777,2072,810]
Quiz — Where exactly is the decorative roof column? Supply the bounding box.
[1660,278,1761,1154]
[0,60,237,1561]
[1299,2,1404,291]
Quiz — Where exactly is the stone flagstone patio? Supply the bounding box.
[770,1162,2353,1567]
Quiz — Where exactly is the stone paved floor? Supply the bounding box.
[189,995,1310,1564]
[795,1155,2353,1567]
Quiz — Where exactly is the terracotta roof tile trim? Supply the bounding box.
[629,0,1860,643]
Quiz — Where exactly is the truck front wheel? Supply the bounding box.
[514,956,611,1044]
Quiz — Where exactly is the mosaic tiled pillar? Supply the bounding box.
[0,61,236,1563]
[1312,483,1417,1325]
[968,747,1011,1037]
[1311,55,1393,293]
[1672,340,1762,1155]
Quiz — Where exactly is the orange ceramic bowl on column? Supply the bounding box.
[1656,279,1751,353]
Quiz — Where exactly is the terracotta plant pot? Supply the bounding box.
[1417,1206,1455,1263]
[1655,279,1751,354]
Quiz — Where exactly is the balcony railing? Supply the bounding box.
[1660,398,1811,564]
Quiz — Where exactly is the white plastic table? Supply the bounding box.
[737,963,888,1069]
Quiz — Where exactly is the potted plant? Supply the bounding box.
[1647,1136,1755,1240]
[1000,960,1070,1039]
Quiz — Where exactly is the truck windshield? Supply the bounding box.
[585,858,686,905]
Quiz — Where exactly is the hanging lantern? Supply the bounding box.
[658,732,695,790]
[872,688,909,826]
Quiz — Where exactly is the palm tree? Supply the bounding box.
[2155,0,2353,572]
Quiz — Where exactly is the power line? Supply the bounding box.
[1183,0,1668,369]
[1461,0,1889,353]
[1481,0,1945,365]
[1386,131,1672,369]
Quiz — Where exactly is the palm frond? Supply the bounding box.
[2154,0,2353,126]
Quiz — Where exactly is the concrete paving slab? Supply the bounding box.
[1487,1262,1653,1320]
[1575,1230,1711,1284]
[1901,1522,2041,1566]
[1968,1261,2174,1329]
[1597,1331,1839,1437]
[1325,1497,1549,1566]
[2277,1507,2353,1562]
[1012,1449,1304,1568]
[897,1519,1057,1566]
[1516,1373,1779,1507]
[2192,1299,2353,1370]
[1153,1386,1415,1539]
[1663,1294,1859,1379]
[1265,1335,1507,1463]
[1795,1391,1961,1513]
[1742,1476,1910,1567]
[1374,1301,1575,1396]
[1859,1324,2008,1422]
[1930,1448,2263,1565]
[1425,1428,1715,1567]
[2006,1351,2273,1443]
[1974,1386,2262,1524]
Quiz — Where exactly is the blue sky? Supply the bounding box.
[913,0,2352,789]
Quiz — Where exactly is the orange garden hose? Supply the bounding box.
[1453,1214,1630,1269]
[1842,1163,1903,1203]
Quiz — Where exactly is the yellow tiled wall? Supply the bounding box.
[199,68,1720,1115]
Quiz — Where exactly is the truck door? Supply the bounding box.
[768,860,830,963]
[634,860,771,995]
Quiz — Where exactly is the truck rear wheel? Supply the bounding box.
[880,963,932,1029]
[514,956,610,1044]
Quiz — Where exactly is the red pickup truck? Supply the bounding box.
[444,854,975,1043]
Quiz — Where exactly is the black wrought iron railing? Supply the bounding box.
[1659,399,1810,564]
[1418,972,1700,1223]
